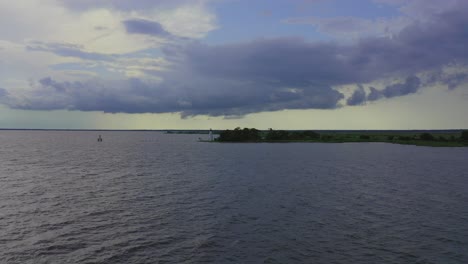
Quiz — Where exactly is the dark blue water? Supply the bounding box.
[1,131,467,263]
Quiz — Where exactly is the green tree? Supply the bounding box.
[218,127,260,142]
[359,135,370,140]
[265,129,290,140]
[420,133,434,141]
[461,130,468,141]
[300,131,320,140]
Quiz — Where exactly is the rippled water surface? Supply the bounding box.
[1,130,468,263]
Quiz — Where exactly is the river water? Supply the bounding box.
[1,130,467,263]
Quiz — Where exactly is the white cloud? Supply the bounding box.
[106,57,172,78]
[0,1,162,54]
[0,0,218,55]
[151,4,218,39]
[0,40,77,85]
[0,0,218,88]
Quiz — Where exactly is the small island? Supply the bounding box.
[212,127,468,147]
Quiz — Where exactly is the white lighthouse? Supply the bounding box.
[209,128,213,141]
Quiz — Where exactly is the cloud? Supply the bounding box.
[367,87,382,101]
[443,73,468,90]
[285,0,467,41]
[2,0,468,117]
[26,42,115,61]
[123,19,171,37]
[283,16,408,39]
[0,88,8,97]
[58,0,218,39]
[58,0,210,12]
[374,0,462,19]
[347,85,366,106]
[182,38,364,86]
[0,0,216,56]
[427,71,468,90]
[367,76,421,101]
[2,75,344,117]
[382,76,421,98]
[347,75,421,105]
[182,0,468,86]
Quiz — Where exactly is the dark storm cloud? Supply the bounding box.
[5,78,163,112]
[26,42,114,61]
[3,76,344,117]
[427,71,468,90]
[183,0,468,85]
[182,38,363,86]
[443,73,468,90]
[367,76,421,102]
[347,76,421,105]
[347,85,366,106]
[382,75,420,98]
[4,1,468,116]
[123,19,171,37]
[367,87,382,101]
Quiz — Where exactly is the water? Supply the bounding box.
[1,131,467,263]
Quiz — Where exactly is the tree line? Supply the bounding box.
[217,127,468,143]
[218,127,320,142]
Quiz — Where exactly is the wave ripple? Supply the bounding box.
[1,131,468,263]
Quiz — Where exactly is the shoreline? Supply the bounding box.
[201,140,468,147]
[212,128,468,147]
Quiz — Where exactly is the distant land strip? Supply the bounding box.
[210,128,468,147]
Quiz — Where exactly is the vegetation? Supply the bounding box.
[217,128,322,142]
[359,135,370,140]
[461,130,468,141]
[264,129,320,141]
[214,128,468,147]
[218,127,261,142]
[419,132,435,141]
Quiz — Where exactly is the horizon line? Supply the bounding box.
[0,128,466,132]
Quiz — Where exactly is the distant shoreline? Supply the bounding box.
[205,139,468,147]
[1,128,466,133]
[0,128,168,132]
[212,128,468,147]
[1,128,467,147]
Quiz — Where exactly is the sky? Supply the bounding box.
[1,0,468,130]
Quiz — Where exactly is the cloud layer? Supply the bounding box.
[1,0,468,117]
[123,19,171,37]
